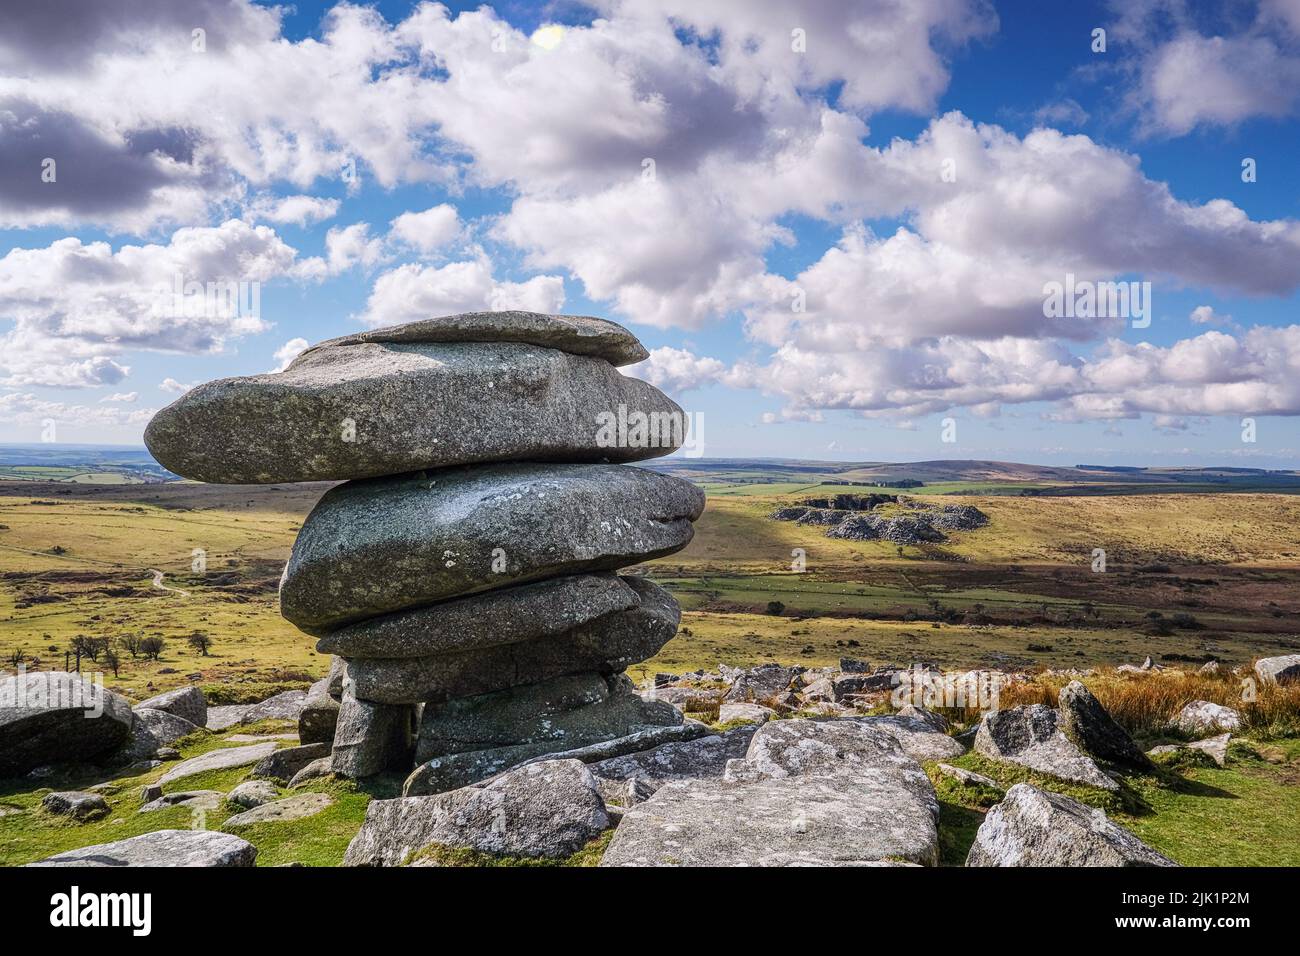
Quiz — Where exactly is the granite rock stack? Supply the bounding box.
[146,312,703,794]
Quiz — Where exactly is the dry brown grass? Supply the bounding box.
[997,667,1300,737]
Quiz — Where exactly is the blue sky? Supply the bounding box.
[1,0,1299,466]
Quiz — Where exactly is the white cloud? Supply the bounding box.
[388,204,463,256]
[627,346,727,395]
[272,338,309,372]
[357,257,565,327]
[0,219,311,388]
[100,391,138,403]
[323,222,387,274]
[246,194,341,226]
[0,391,156,431]
[159,378,197,394]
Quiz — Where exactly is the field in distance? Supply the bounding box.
[1,460,1298,700]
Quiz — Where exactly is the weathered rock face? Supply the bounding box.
[1058,681,1153,771]
[344,577,679,704]
[298,679,340,746]
[135,686,207,727]
[146,339,679,484]
[223,792,334,829]
[251,742,333,783]
[966,784,1177,867]
[0,672,135,776]
[116,707,199,763]
[227,780,280,809]
[975,705,1118,790]
[857,707,965,762]
[404,673,683,794]
[601,719,940,867]
[1254,654,1300,686]
[316,573,641,659]
[280,463,705,633]
[27,830,258,867]
[158,742,279,786]
[345,759,609,866]
[588,724,760,797]
[723,663,802,703]
[330,693,417,780]
[1171,700,1243,736]
[42,790,109,821]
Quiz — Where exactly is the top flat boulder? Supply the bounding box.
[145,316,675,484]
[303,311,648,366]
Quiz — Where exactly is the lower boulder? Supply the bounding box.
[42,790,110,821]
[857,706,964,762]
[344,759,609,866]
[588,723,761,799]
[27,829,258,867]
[298,678,341,746]
[966,784,1176,867]
[1171,700,1242,736]
[115,708,199,763]
[330,693,417,779]
[975,705,1118,790]
[251,742,333,783]
[601,718,940,867]
[404,672,682,795]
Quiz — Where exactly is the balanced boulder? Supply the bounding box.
[1058,681,1153,771]
[146,330,676,484]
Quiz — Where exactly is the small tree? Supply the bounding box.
[103,647,122,678]
[5,647,24,668]
[187,632,213,656]
[140,636,166,661]
[765,600,785,616]
[120,633,142,659]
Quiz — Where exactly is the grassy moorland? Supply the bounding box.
[2,479,1299,697]
[1,472,1299,866]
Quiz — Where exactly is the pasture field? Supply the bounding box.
[1,478,1298,701]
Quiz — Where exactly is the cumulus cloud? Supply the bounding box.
[627,346,728,395]
[357,257,565,327]
[0,219,311,387]
[0,391,157,433]
[100,391,138,403]
[245,194,341,227]
[388,204,463,256]
[159,378,197,394]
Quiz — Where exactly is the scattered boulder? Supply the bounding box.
[717,702,774,724]
[1254,655,1300,686]
[1171,700,1242,736]
[223,792,334,829]
[344,759,609,866]
[966,784,1176,867]
[251,742,332,783]
[116,708,199,763]
[27,830,257,867]
[724,663,801,703]
[298,679,340,746]
[1058,681,1153,771]
[158,742,279,786]
[602,719,940,867]
[139,790,223,814]
[289,757,334,787]
[839,657,871,673]
[42,790,109,821]
[1188,733,1231,767]
[975,705,1118,790]
[831,672,880,701]
[240,690,308,724]
[135,686,207,727]
[227,780,280,809]
[0,672,135,777]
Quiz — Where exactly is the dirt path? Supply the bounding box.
[148,568,190,597]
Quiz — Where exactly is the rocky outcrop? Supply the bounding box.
[158,742,280,786]
[0,672,135,776]
[1058,681,1153,771]
[975,705,1118,790]
[135,686,207,727]
[28,830,257,867]
[147,312,704,804]
[967,784,1176,867]
[601,718,940,866]
[115,707,199,763]
[42,790,109,821]
[344,759,609,866]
